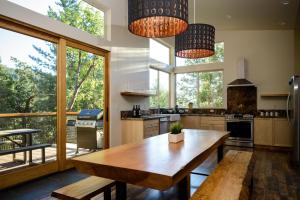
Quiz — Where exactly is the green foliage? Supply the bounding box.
[170,122,183,134]
[184,42,224,66]
[48,0,104,37]
[0,58,56,113]
[150,70,170,108]
[0,0,105,145]
[176,71,223,108]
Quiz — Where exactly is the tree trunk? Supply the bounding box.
[67,56,97,111]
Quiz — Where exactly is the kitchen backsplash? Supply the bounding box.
[227,86,257,114]
[121,108,287,118]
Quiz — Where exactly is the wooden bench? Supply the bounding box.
[0,143,51,163]
[190,150,254,200]
[51,176,116,200]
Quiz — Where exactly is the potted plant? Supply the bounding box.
[168,122,184,143]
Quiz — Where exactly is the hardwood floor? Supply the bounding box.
[0,147,299,200]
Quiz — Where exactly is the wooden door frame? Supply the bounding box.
[0,16,110,188]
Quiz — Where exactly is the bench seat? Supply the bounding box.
[190,150,254,200]
[0,143,51,163]
[51,176,116,200]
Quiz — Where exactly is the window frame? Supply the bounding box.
[0,16,110,189]
[149,67,171,108]
[149,39,171,66]
[175,42,225,67]
[175,69,224,109]
[6,0,109,39]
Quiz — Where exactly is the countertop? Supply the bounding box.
[121,115,170,121]
[121,114,287,120]
[180,113,225,117]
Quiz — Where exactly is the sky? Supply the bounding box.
[0,0,59,70]
[8,0,58,15]
[0,28,53,70]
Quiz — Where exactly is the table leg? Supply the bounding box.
[217,144,224,163]
[177,174,190,200]
[28,133,33,163]
[22,135,27,163]
[116,181,127,200]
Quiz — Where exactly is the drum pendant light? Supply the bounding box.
[175,0,215,58]
[128,0,189,38]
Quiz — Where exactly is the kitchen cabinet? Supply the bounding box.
[254,118,273,145]
[181,116,225,131]
[254,118,292,147]
[201,117,226,131]
[273,118,292,147]
[180,116,201,129]
[122,119,159,144]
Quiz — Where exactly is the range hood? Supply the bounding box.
[228,57,255,87]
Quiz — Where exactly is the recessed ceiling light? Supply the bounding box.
[281,0,289,5]
[279,21,287,26]
[226,14,232,20]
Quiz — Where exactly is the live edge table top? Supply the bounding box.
[72,129,229,190]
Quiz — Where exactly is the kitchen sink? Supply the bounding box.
[151,114,181,122]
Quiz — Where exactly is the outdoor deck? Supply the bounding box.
[0,144,95,173]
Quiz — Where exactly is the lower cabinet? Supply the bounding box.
[254,118,273,146]
[122,119,159,144]
[180,116,201,129]
[273,118,293,147]
[180,116,225,131]
[254,118,292,147]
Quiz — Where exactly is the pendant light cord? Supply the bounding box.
[194,0,196,24]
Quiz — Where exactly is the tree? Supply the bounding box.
[176,43,224,108]
[31,0,105,111]
[184,42,224,66]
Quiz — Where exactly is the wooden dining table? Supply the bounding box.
[72,129,229,200]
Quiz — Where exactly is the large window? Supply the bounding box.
[176,71,223,108]
[149,39,170,65]
[0,27,57,172]
[8,0,105,37]
[149,68,170,108]
[176,42,224,67]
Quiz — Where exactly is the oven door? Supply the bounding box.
[226,120,253,141]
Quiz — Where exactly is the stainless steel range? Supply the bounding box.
[225,114,254,147]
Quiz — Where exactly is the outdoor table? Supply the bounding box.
[0,129,42,162]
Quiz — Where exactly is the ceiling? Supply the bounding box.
[189,0,300,30]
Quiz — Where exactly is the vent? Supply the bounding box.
[228,57,255,87]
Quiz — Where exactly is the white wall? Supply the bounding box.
[174,30,295,110]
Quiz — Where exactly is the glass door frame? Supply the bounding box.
[0,16,110,189]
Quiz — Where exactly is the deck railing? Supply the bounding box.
[0,112,78,150]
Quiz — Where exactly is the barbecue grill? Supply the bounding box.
[75,109,103,153]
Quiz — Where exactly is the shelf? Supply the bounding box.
[121,91,156,97]
[260,93,288,98]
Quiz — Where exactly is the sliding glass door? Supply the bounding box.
[0,27,58,173]
[65,45,106,158]
[0,17,110,189]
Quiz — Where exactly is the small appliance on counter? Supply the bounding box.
[132,105,142,118]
